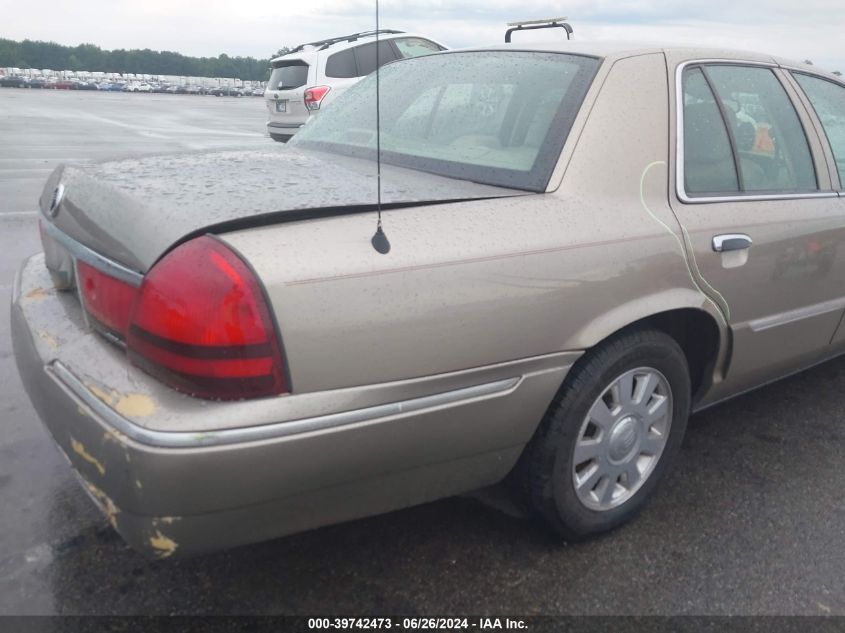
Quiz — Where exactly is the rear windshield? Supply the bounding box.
[268,61,309,90]
[289,51,600,191]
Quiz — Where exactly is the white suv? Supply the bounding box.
[265,29,446,142]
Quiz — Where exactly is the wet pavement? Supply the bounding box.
[2,88,845,616]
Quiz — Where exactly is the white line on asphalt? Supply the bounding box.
[0,211,38,218]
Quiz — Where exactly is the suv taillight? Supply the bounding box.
[126,236,288,400]
[304,85,330,110]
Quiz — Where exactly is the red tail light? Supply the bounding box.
[304,85,330,110]
[126,236,288,400]
[77,260,137,337]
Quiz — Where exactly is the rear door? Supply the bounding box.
[788,72,845,344]
[668,57,845,402]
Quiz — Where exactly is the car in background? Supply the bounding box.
[209,86,242,97]
[54,79,78,90]
[77,81,99,91]
[123,82,152,93]
[27,78,46,89]
[265,29,446,142]
[166,85,188,94]
[0,75,28,88]
[102,82,125,92]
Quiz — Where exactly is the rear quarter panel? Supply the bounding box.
[224,53,724,395]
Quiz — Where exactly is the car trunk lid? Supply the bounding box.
[39,147,531,273]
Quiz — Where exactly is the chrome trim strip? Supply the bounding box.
[674,59,838,205]
[48,184,65,217]
[748,297,845,332]
[50,361,522,448]
[40,216,143,287]
[679,192,838,204]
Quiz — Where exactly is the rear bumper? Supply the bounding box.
[266,120,306,140]
[12,254,577,557]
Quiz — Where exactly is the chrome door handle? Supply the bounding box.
[712,234,753,252]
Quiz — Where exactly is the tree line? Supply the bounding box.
[0,39,290,80]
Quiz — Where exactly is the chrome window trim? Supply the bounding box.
[675,59,838,204]
[50,360,522,449]
[40,215,143,287]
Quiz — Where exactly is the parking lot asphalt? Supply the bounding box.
[2,88,845,616]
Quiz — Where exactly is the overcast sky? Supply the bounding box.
[2,0,843,72]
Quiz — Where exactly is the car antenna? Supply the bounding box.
[370,0,391,254]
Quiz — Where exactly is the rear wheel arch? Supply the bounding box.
[631,308,723,405]
[578,307,725,407]
[564,287,728,407]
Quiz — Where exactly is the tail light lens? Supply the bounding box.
[77,260,136,337]
[304,85,330,110]
[126,236,288,400]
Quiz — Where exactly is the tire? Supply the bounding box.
[516,328,690,540]
[269,133,292,143]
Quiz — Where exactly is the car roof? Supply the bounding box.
[270,31,445,62]
[443,40,842,81]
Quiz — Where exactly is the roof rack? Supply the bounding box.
[289,29,405,54]
[505,17,573,43]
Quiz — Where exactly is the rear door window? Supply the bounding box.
[682,64,818,196]
[354,41,399,77]
[393,37,443,59]
[705,65,817,192]
[793,73,845,186]
[268,62,309,90]
[325,50,357,79]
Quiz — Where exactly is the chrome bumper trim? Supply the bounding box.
[40,215,144,287]
[50,361,521,449]
[267,122,305,129]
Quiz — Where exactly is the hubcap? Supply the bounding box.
[608,416,640,463]
[572,367,673,511]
